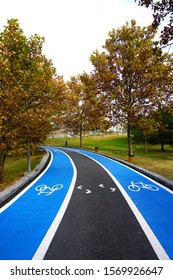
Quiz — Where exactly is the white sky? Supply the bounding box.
[0,0,153,80]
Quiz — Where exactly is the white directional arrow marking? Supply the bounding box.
[86,189,92,194]
[110,188,116,192]
[77,185,83,190]
[99,184,105,188]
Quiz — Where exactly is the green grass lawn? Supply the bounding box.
[0,150,45,192]
[1,134,173,192]
[46,134,173,181]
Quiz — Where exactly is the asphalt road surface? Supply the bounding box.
[0,147,173,260]
[44,149,158,260]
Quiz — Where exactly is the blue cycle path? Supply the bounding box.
[0,147,75,260]
[64,148,173,260]
[1,146,173,260]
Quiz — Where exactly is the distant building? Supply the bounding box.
[107,125,125,134]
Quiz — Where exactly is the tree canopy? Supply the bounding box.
[0,19,57,182]
[57,73,108,148]
[136,0,173,47]
[90,20,173,156]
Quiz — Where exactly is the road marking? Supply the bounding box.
[77,186,92,194]
[77,185,83,190]
[32,150,77,260]
[71,149,170,260]
[99,184,105,188]
[128,181,159,192]
[0,150,53,214]
[77,184,116,195]
[35,184,64,196]
[86,189,92,194]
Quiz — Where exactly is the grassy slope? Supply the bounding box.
[46,134,173,181]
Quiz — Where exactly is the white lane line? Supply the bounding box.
[0,149,53,214]
[106,157,173,195]
[65,148,173,194]
[32,150,77,260]
[72,150,170,260]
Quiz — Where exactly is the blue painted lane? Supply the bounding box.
[66,148,173,260]
[0,147,75,260]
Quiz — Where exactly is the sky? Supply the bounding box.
[0,0,153,80]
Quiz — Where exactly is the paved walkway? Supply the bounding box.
[0,147,173,260]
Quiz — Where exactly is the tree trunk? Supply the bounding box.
[161,141,165,151]
[79,123,83,148]
[27,147,31,173]
[144,137,148,153]
[127,123,135,163]
[0,152,6,184]
[127,123,133,156]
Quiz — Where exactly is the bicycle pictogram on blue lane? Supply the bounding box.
[0,148,75,260]
[128,181,159,192]
[73,148,173,260]
[35,184,63,196]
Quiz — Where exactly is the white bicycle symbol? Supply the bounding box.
[35,184,63,196]
[128,181,159,192]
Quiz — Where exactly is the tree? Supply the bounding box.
[61,73,108,148]
[61,76,84,147]
[0,19,56,183]
[132,113,161,152]
[136,0,173,47]
[79,72,109,132]
[49,75,67,130]
[149,107,173,150]
[90,20,173,159]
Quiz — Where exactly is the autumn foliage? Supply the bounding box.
[90,20,173,156]
[0,19,56,183]
[1,17,173,184]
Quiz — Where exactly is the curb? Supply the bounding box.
[1,146,172,208]
[65,146,173,191]
[100,153,173,191]
[0,148,51,208]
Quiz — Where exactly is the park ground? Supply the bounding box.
[0,134,173,192]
